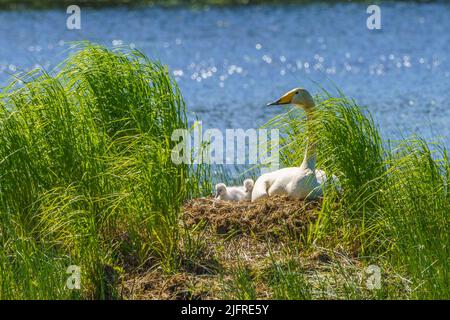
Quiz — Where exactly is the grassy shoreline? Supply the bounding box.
[0,43,211,298]
[0,44,448,299]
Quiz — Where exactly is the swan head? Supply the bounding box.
[243,179,254,192]
[215,183,227,198]
[267,88,315,111]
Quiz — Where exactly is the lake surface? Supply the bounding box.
[1,3,449,145]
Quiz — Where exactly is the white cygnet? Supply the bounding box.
[240,178,254,200]
[215,179,254,202]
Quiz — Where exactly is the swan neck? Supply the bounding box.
[300,143,317,170]
[301,101,316,170]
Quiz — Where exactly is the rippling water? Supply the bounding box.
[0,3,449,144]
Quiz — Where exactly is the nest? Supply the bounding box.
[182,195,320,238]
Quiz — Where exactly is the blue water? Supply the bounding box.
[1,3,449,145]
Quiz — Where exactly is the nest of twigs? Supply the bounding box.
[182,195,321,238]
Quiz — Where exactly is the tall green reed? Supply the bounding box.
[0,44,209,299]
[262,91,449,299]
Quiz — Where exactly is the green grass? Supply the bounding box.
[0,44,448,300]
[262,92,449,299]
[0,43,210,299]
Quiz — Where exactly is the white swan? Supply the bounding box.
[252,88,327,202]
[215,178,254,201]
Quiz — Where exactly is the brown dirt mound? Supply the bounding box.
[182,195,320,237]
[121,270,216,300]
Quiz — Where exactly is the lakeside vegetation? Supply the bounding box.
[266,96,449,299]
[0,44,448,299]
[0,44,211,298]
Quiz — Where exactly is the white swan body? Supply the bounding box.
[251,167,339,201]
[252,88,327,202]
[252,151,323,201]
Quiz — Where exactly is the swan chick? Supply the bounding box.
[215,183,247,201]
[241,178,254,200]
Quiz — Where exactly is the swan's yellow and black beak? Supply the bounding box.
[267,89,296,106]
